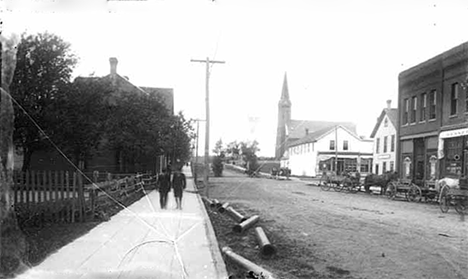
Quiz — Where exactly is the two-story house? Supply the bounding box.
[286,125,373,177]
[370,100,398,174]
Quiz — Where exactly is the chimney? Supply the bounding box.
[386,99,392,109]
[109,57,118,75]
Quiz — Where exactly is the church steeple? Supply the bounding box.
[279,72,291,106]
[275,72,292,159]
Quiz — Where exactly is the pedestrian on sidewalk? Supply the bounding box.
[171,168,186,210]
[157,168,171,209]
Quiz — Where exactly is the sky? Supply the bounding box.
[3,0,468,157]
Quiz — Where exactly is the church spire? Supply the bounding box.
[280,72,290,104]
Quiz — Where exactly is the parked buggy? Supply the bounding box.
[385,179,425,202]
[439,177,468,215]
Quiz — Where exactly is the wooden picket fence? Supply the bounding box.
[13,170,85,223]
[12,170,157,224]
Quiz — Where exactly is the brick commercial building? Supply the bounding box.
[398,42,468,186]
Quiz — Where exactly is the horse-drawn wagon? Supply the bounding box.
[319,171,361,193]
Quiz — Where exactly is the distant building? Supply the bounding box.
[275,73,372,176]
[370,100,398,174]
[398,42,468,185]
[28,57,174,174]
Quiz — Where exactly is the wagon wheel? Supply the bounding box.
[406,184,422,202]
[439,185,450,213]
[385,182,397,200]
[320,177,332,191]
[333,182,344,192]
[454,199,468,215]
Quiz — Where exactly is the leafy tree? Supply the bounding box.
[226,140,240,160]
[49,78,112,168]
[211,155,224,177]
[162,112,195,169]
[240,140,260,173]
[213,138,224,157]
[10,32,77,171]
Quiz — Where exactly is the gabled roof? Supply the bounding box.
[288,120,357,139]
[288,125,362,147]
[370,108,398,138]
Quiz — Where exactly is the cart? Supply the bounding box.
[385,179,423,202]
[439,177,468,215]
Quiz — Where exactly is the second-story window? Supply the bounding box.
[420,92,427,121]
[343,140,349,150]
[429,90,436,120]
[403,98,409,125]
[391,135,395,152]
[330,140,335,150]
[451,82,458,116]
[376,138,380,154]
[383,136,388,153]
[411,96,417,123]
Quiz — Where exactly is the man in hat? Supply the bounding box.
[157,168,171,209]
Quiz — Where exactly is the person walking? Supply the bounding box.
[171,168,186,210]
[157,168,171,209]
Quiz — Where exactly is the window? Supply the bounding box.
[384,118,388,127]
[343,140,349,150]
[411,96,417,123]
[403,98,409,125]
[376,138,380,154]
[383,162,387,173]
[466,87,468,113]
[429,90,436,120]
[330,140,335,150]
[420,93,427,121]
[390,161,394,172]
[451,83,458,116]
[391,135,395,152]
[383,136,388,153]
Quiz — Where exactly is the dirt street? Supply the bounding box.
[207,169,468,279]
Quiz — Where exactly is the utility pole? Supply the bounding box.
[335,125,338,174]
[191,57,225,198]
[193,118,205,184]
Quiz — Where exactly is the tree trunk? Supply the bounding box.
[1,37,30,277]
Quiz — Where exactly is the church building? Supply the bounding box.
[275,73,373,176]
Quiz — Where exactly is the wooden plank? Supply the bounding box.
[72,172,76,223]
[25,171,30,211]
[48,171,53,221]
[54,171,58,222]
[78,173,84,222]
[31,171,36,215]
[65,172,70,222]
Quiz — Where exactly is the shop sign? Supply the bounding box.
[440,128,468,139]
[378,154,391,159]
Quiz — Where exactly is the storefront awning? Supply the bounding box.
[438,127,468,159]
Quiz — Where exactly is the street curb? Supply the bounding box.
[187,171,228,279]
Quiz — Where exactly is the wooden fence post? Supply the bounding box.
[25,171,30,213]
[77,173,84,222]
[65,171,70,222]
[72,172,76,223]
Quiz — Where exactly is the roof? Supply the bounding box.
[140,87,174,114]
[369,108,398,138]
[288,125,362,148]
[74,74,174,114]
[287,119,357,140]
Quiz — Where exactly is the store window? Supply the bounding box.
[383,161,387,173]
[403,157,412,179]
[390,161,394,172]
[444,137,463,177]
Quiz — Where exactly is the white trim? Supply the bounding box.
[439,127,468,139]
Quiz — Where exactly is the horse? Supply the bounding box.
[363,171,398,195]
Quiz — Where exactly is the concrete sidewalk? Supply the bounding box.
[17,166,228,279]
